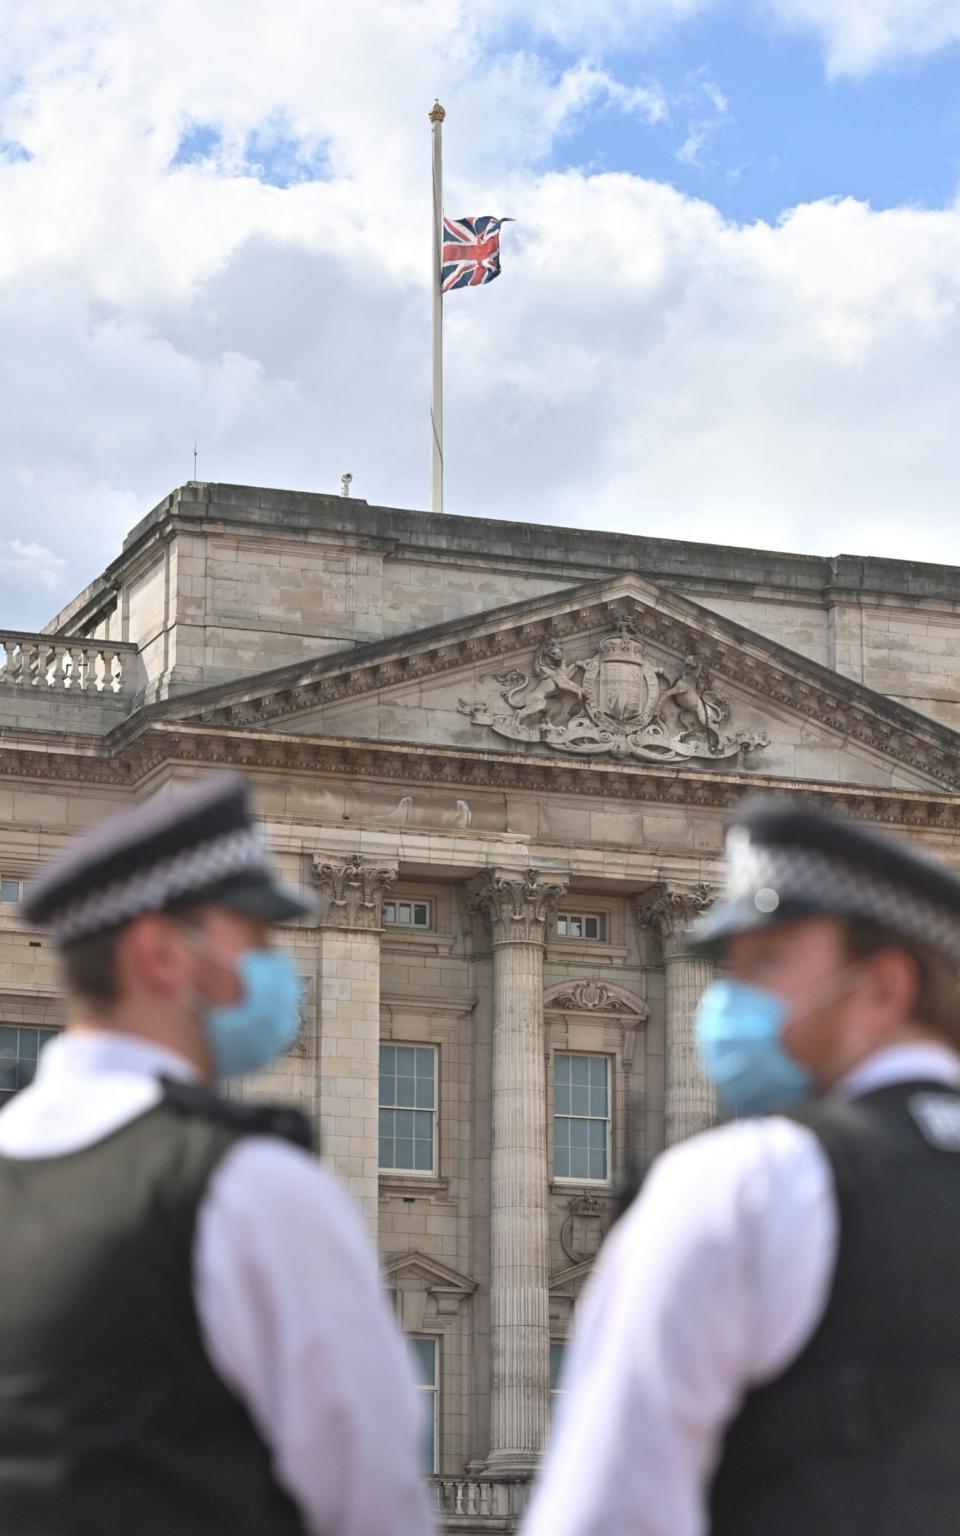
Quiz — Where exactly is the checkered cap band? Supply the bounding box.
[52,827,267,945]
[726,833,960,970]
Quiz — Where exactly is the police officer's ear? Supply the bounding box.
[852,945,922,1035]
[115,913,202,1000]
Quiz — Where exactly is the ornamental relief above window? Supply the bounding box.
[458,619,768,765]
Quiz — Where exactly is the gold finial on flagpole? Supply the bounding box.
[429,99,446,122]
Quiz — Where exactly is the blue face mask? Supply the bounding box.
[197,948,303,1080]
[695,977,815,1119]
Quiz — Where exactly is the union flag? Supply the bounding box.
[441,215,511,293]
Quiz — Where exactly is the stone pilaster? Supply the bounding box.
[312,853,398,1237]
[467,867,568,1474]
[637,883,717,1146]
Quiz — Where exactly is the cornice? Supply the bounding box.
[1,724,960,832]
[161,588,960,794]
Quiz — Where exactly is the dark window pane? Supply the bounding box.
[18,1031,38,1059]
[570,1120,588,1149]
[554,1142,570,1178]
[413,904,429,926]
[590,1085,608,1117]
[395,1139,414,1167]
[0,879,21,902]
[396,1046,415,1077]
[571,1085,589,1116]
[550,1340,566,1391]
[0,1061,17,1093]
[380,1044,396,1073]
[394,1110,415,1140]
[590,1146,608,1180]
[414,1139,433,1170]
[379,1108,394,1137]
[379,1137,394,1168]
[571,1057,589,1086]
[555,1054,570,1084]
[570,917,583,937]
[415,1048,434,1077]
[409,1337,436,1386]
[589,1057,606,1087]
[396,1075,416,1107]
[570,1145,589,1179]
[588,1119,606,1150]
[554,1081,570,1115]
[415,1076,434,1110]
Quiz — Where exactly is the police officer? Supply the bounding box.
[0,773,432,1536]
[524,797,960,1536]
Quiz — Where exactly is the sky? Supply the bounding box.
[2,1,960,628]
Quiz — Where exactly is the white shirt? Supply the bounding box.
[522,1042,960,1536]
[0,1031,433,1536]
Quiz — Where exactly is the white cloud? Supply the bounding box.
[757,0,960,76]
[0,2,959,629]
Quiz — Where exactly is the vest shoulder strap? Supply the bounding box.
[159,1076,315,1153]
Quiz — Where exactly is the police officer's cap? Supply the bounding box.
[686,797,960,968]
[23,772,316,947]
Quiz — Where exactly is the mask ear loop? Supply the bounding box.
[172,925,244,1026]
[788,959,870,1025]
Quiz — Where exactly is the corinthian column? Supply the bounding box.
[467,867,568,1474]
[312,853,397,1238]
[637,884,716,1145]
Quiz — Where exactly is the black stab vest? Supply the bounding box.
[709,1079,960,1536]
[0,1079,313,1536]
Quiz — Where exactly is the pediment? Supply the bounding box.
[160,573,960,796]
[383,1249,478,1297]
[549,1259,595,1299]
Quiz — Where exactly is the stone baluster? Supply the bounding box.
[637,884,717,1145]
[467,866,568,1473]
[311,853,398,1238]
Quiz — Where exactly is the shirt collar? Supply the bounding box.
[38,1029,201,1085]
[834,1041,960,1100]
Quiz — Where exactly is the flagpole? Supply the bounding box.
[429,100,445,515]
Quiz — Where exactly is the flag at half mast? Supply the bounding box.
[441,215,512,292]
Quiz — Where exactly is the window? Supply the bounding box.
[409,1337,439,1473]
[0,879,23,903]
[0,1026,58,1107]
[550,1340,566,1412]
[379,1044,438,1173]
[383,899,431,929]
[555,911,606,941]
[554,1053,610,1182]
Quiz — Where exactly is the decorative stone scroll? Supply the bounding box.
[560,1192,610,1265]
[544,979,649,1019]
[311,852,398,930]
[459,620,768,765]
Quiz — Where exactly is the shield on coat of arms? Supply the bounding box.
[598,658,650,725]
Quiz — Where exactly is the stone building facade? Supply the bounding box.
[2,480,960,1530]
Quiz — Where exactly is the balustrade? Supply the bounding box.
[432,1477,531,1521]
[0,634,136,696]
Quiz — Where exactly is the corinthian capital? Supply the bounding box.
[466,867,568,947]
[311,852,398,931]
[635,882,716,959]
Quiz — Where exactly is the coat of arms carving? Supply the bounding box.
[459,622,768,765]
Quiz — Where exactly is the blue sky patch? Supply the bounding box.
[537,11,960,221]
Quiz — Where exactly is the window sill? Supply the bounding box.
[382,928,456,956]
[550,1180,615,1196]
[379,1174,449,1197]
[545,941,629,966]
